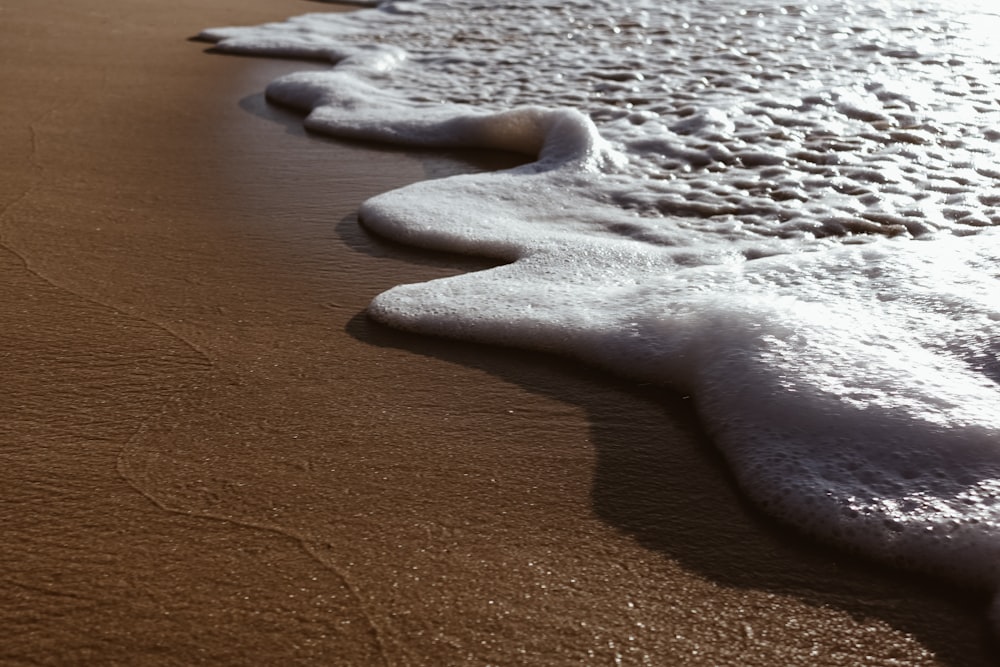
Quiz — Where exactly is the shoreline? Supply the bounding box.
[1,0,996,664]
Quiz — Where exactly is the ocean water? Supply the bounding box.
[202,0,1000,624]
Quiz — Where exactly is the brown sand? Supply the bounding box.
[0,0,996,664]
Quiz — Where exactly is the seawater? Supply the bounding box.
[202,0,1000,625]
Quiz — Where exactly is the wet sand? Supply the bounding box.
[1,0,996,664]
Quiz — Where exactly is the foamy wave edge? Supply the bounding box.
[199,7,1000,634]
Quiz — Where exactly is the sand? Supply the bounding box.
[0,0,996,664]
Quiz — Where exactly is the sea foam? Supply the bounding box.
[201,0,1000,625]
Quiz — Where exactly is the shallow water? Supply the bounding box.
[202,0,1000,627]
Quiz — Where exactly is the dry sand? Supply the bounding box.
[1,0,996,664]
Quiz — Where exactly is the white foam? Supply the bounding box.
[202,0,1000,625]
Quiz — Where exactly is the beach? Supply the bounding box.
[0,0,996,664]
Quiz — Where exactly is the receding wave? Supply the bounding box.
[201,0,1000,630]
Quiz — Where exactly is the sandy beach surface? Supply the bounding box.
[1,0,997,664]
